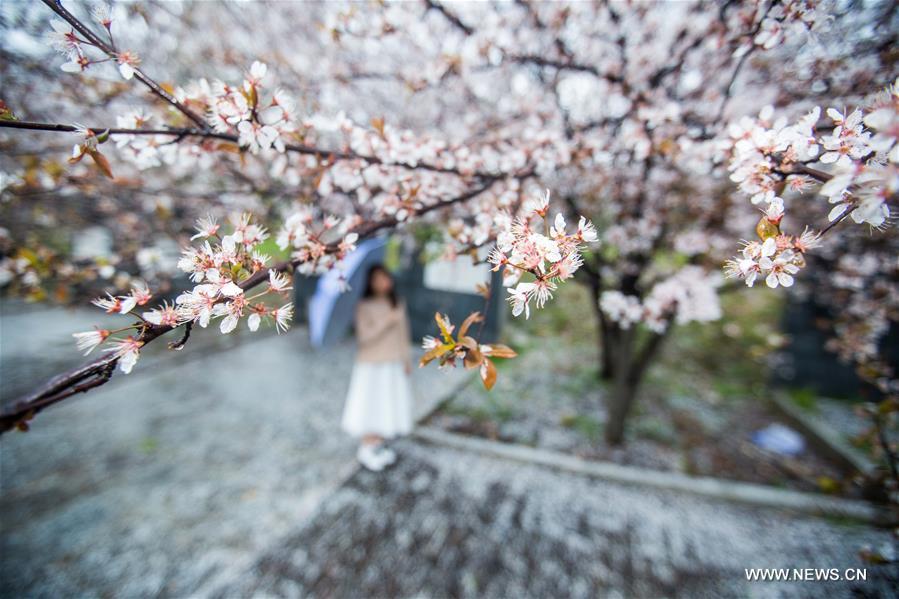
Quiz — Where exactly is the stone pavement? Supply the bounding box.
[219,439,898,598]
[0,304,465,598]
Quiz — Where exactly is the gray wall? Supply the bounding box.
[395,253,505,344]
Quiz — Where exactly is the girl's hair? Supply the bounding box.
[362,263,399,307]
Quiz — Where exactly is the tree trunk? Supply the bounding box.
[604,325,636,445]
[605,370,640,446]
[599,318,615,381]
[589,282,615,381]
[582,274,672,445]
[603,324,672,446]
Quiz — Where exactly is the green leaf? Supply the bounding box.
[419,342,453,367]
[434,312,454,343]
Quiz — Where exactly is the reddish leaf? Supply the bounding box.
[755,216,780,240]
[215,142,242,154]
[371,116,386,138]
[457,311,482,339]
[460,336,483,369]
[480,358,497,390]
[68,149,85,165]
[486,343,517,359]
[88,149,114,179]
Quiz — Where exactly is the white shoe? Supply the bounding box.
[357,444,387,471]
[376,446,396,466]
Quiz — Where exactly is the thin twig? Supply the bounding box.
[819,205,857,236]
[423,0,473,35]
[168,322,192,350]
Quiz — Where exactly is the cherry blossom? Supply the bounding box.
[267,270,293,293]
[507,282,536,319]
[272,303,294,334]
[116,50,140,80]
[726,79,897,292]
[60,54,89,73]
[104,336,143,374]
[761,249,800,289]
[92,293,137,315]
[47,19,81,59]
[72,329,110,356]
[190,215,220,241]
[142,302,184,328]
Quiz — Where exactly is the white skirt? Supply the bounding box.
[341,360,414,438]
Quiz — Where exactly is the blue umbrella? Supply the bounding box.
[308,236,388,348]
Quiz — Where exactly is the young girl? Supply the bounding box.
[341,264,414,471]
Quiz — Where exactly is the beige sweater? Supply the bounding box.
[354,297,412,364]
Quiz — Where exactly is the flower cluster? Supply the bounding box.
[173,213,292,334]
[111,109,173,170]
[728,102,894,229]
[49,8,140,81]
[488,190,598,319]
[725,230,820,289]
[818,83,899,229]
[419,312,517,390]
[71,281,154,374]
[197,61,298,154]
[598,292,643,330]
[109,61,299,171]
[751,0,821,51]
[275,208,360,276]
[600,267,721,333]
[71,213,294,374]
[726,79,898,288]
[728,105,822,206]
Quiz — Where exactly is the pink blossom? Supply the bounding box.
[72,329,110,355]
[105,336,143,374]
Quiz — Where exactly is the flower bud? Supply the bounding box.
[756,216,780,240]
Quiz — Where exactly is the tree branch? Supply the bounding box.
[786,163,834,183]
[33,4,499,179]
[41,0,210,129]
[423,0,473,36]
[0,175,506,433]
[0,120,493,179]
[818,205,857,236]
[714,0,779,122]
[506,54,623,85]
[627,321,674,385]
